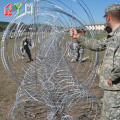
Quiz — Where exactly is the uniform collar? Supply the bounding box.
[110,24,120,36]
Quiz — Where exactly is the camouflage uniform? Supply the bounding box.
[20,37,33,61]
[78,4,120,119]
[101,90,120,120]
[68,42,89,62]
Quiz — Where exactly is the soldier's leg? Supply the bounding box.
[108,107,120,120]
[78,53,83,61]
[71,51,78,62]
[21,48,25,59]
[79,53,89,62]
[67,47,70,58]
[76,49,80,61]
[81,57,89,62]
[100,92,109,120]
[81,56,91,62]
[78,48,84,61]
[67,48,73,60]
[26,48,32,61]
[100,90,120,120]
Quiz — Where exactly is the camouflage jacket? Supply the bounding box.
[79,24,120,90]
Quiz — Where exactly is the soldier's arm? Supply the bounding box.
[110,46,120,81]
[110,67,120,81]
[78,36,108,51]
[70,28,108,51]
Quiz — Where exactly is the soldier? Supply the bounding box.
[68,41,90,62]
[70,3,120,120]
[76,40,90,62]
[20,36,33,62]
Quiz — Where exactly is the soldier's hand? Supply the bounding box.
[107,78,113,87]
[70,28,79,39]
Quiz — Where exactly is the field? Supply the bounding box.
[0,32,106,120]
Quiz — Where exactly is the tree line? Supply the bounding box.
[0,21,9,31]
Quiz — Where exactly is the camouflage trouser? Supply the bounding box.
[78,53,89,62]
[100,90,120,120]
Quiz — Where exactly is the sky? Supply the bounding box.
[0,0,120,23]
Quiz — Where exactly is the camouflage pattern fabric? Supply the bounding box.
[68,42,88,62]
[105,3,120,13]
[100,90,120,120]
